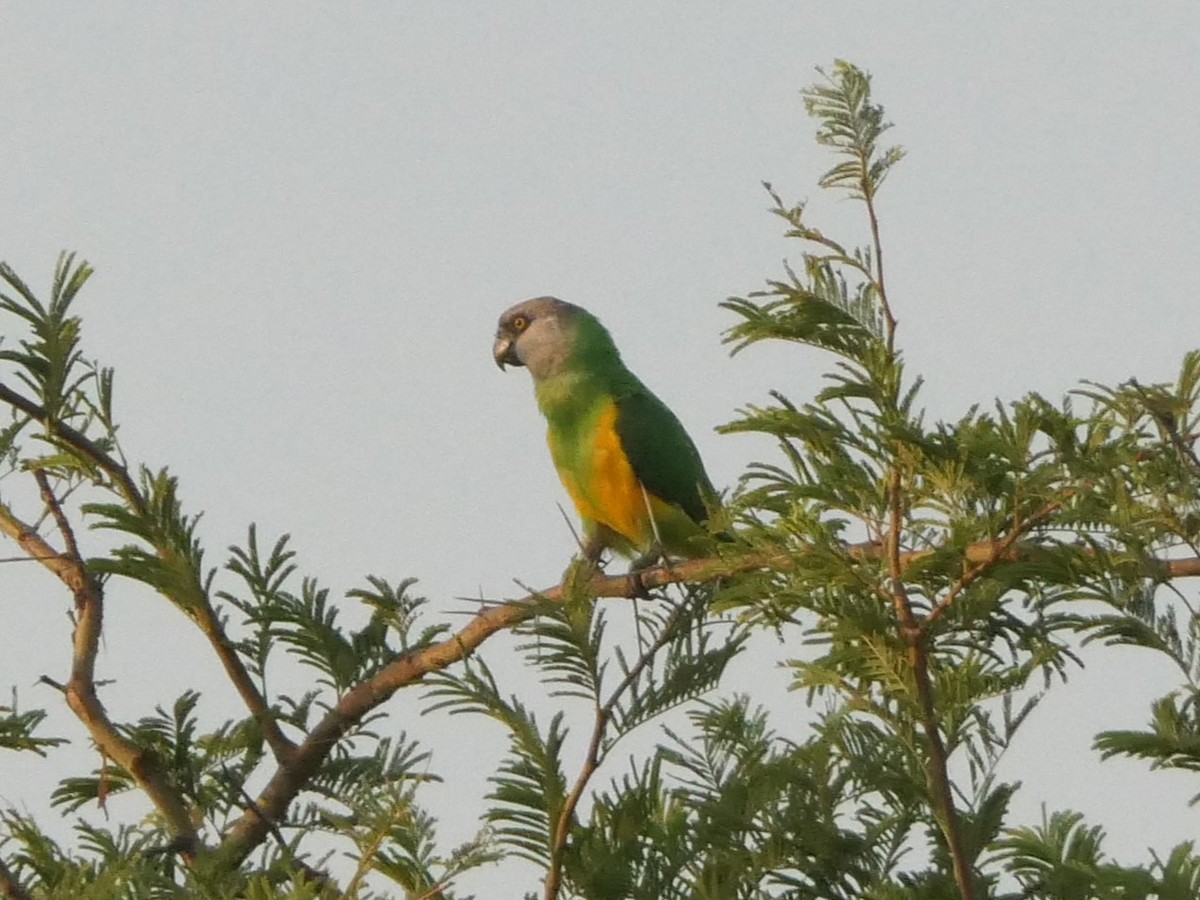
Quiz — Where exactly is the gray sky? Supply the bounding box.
[2,4,1199,896]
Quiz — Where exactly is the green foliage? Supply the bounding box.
[1093,694,1200,798]
[0,256,477,896]
[804,60,906,201]
[0,691,66,756]
[990,810,1200,900]
[223,527,447,699]
[87,468,212,614]
[425,652,571,868]
[0,253,119,484]
[1,812,181,899]
[0,253,96,423]
[424,586,745,894]
[50,691,259,818]
[712,59,1200,899]
[3,61,1200,900]
[296,734,497,897]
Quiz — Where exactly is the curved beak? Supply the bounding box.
[493,332,520,370]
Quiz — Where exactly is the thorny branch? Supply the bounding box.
[0,479,199,852]
[0,381,295,764]
[543,592,702,900]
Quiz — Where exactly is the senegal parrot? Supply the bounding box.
[493,297,720,569]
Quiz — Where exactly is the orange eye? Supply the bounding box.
[512,315,529,331]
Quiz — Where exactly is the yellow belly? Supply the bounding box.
[554,400,653,547]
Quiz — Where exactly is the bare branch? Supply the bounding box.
[0,484,199,852]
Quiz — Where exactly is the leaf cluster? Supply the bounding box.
[4,58,1200,900]
[0,256,481,896]
[424,583,745,893]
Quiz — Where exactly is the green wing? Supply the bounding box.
[613,382,714,524]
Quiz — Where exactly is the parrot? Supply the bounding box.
[493,296,721,570]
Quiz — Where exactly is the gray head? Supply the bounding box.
[493,296,601,381]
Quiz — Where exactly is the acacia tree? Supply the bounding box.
[2,61,1200,900]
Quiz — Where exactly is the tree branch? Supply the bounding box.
[190,601,296,765]
[0,380,143,512]
[908,635,973,898]
[218,531,1200,864]
[867,125,966,882]
[0,479,199,853]
[924,497,1067,630]
[0,381,295,765]
[883,471,972,894]
[544,594,698,900]
[859,150,896,350]
[220,766,334,891]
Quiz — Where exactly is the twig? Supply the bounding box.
[411,882,450,900]
[338,813,391,900]
[0,381,143,512]
[884,473,915,634]
[221,765,291,859]
[32,470,82,562]
[924,497,1066,630]
[190,602,297,765]
[858,150,896,350]
[544,593,698,900]
[220,766,334,891]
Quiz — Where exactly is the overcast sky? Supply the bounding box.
[2,4,1199,896]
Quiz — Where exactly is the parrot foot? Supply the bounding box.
[629,546,664,573]
[623,570,654,600]
[624,547,668,599]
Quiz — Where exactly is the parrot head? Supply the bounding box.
[493,296,603,381]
